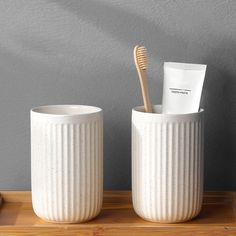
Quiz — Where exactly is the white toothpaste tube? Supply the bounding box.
[162,62,207,114]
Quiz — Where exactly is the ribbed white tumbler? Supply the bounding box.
[132,105,204,223]
[31,105,103,223]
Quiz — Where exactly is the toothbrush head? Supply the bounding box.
[134,45,148,70]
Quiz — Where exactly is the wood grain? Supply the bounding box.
[0,191,236,235]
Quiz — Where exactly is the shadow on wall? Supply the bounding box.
[203,44,236,190]
[50,0,235,190]
[50,0,187,60]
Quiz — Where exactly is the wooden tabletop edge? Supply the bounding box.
[0,191,235,203]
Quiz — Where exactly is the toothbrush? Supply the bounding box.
[134,45,152,113]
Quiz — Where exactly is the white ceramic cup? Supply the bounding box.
[132,105,204,223]
[31,105,103,223]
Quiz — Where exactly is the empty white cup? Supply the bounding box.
[31,105,103,223]
[132,105,204,223]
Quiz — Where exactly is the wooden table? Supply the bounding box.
[0,191,235,235]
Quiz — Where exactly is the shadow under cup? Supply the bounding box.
[31,105,103,223]
[132,105,204,223]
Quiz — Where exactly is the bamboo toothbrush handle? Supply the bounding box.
[137,69,152,113]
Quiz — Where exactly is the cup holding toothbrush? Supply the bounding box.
[132,105,204,223]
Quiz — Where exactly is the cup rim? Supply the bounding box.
[31,105,102,117]
[133,105,204,116]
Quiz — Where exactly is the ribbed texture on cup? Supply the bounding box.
[132,116,203,223]
[31,120,103,223]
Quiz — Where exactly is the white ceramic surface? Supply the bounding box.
[132,105,204,223]
[31,105,103,223]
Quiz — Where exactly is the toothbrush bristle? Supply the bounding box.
[136,46,148,70]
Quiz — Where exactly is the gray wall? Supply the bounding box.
[0,0,235,190]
